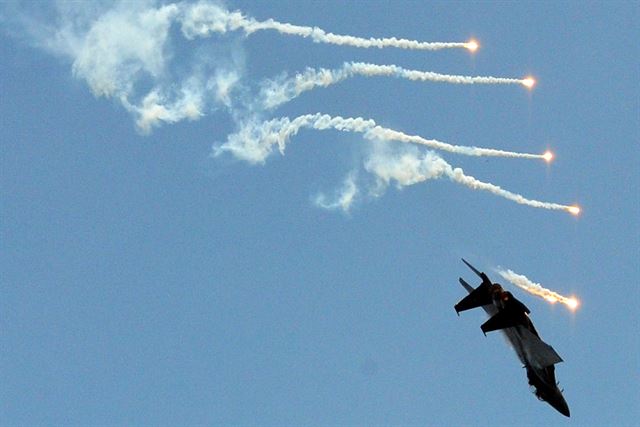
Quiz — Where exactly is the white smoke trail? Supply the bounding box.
[446,169,576,212]
[216,114,575,212]
[260,62,528,109]
[496,269,580,311]
[180,3,472,51]
[215,113,546,163]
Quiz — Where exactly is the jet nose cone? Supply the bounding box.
[558,404,570,417]
[551,396,570,417]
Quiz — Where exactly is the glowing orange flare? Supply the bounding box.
[497,269,581,314]
[466,39,479,52]
[543,151,554,163]
[567,298,580,311]
[568,205,581,216]
[522,77,536,89]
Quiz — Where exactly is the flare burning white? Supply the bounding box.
[496,269,580,311]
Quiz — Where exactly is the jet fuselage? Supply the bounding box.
[455,259,570,417]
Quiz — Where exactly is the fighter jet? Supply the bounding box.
[454,259,570,417]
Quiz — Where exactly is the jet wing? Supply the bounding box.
[519,328,564,368]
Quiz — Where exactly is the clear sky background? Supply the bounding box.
[1,1,639,426]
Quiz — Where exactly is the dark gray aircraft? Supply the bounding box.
[454,259,570,417]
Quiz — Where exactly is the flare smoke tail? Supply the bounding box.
[182,4,470,51]
[217,113,545,161]
[260,62,530,110]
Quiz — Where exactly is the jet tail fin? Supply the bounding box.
[461,258,492,286]
[461,258,482,277]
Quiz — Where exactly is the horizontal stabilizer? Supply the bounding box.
[454,281,492,314]
[480,310,526,335]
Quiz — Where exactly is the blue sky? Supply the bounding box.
[1,1,638,425]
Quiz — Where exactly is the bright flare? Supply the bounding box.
[543,151,554,163]
[567,298,580,311]
[522,77,536,89]
[496,269,581,313]
[466,39,479,52]
[568,205,581,216]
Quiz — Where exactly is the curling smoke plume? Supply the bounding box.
[260,62,531,109]
[181,3,472,51]
[15,1,250,133]
[496,269,580,311]
[216,113,547,162]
